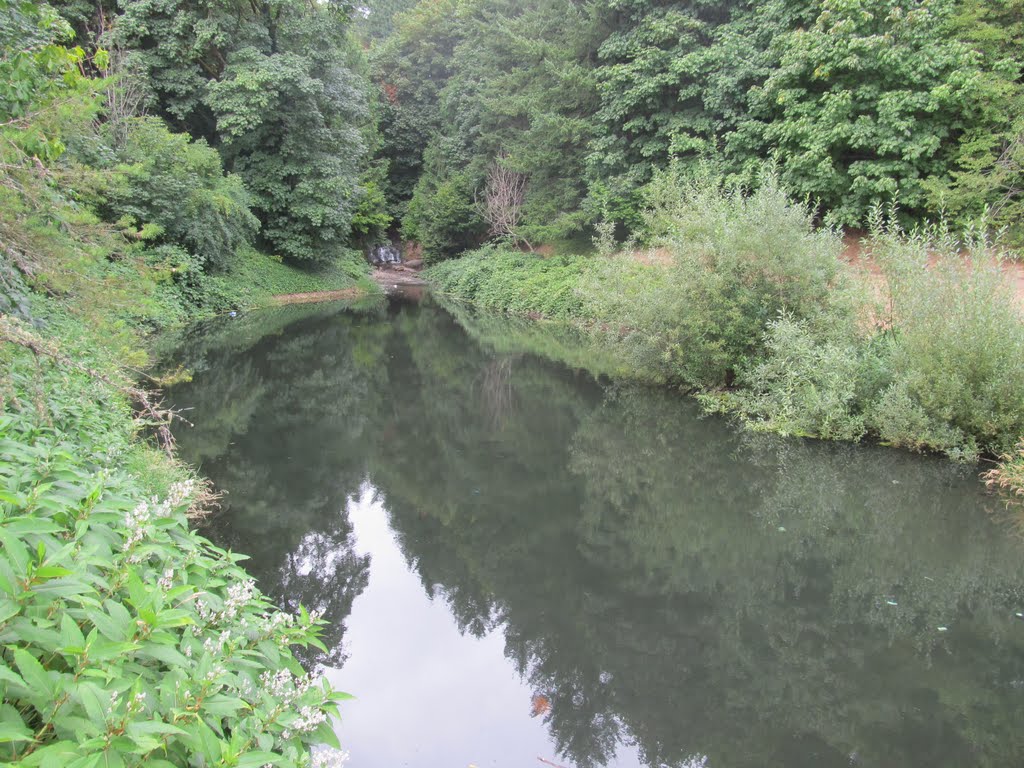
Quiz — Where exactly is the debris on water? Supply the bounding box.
[228,310,237,318]
[1016,612,1024,619]
[937,626,949,632]
[530,694,551,717]
[777,526,786,532]
[886,600,899,606]
[471,488,480,495]
[923,576,935,582]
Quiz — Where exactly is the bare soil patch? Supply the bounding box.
[371,266,427,286]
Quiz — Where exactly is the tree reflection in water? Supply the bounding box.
[168,296,1024,768]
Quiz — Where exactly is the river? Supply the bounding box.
[165,291,1024,768]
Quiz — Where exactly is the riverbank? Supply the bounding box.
[0,246,361,763]
[424,183,1024,503]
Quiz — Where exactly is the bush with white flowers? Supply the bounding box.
[0,410,349,767]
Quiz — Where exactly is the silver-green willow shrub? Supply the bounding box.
[867,224,1024,460]
[0,406,349,768]
[584,168,852,388]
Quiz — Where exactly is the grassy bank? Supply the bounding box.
[426,176,1024,502]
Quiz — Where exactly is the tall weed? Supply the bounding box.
[985,442,1024,508]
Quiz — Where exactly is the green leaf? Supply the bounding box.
[88,638,139,662]
[0,527,30,576]
[0,663,26,688]
[60,613,86,652]
[152,608,194,629]
[76,683,110,726]
[0,717,33,743]
[13,648,53,697]
[103,599,134,638]
[0,598,20,624]
[83,607,125,642]
[236,751,286,768]
[24,739,81,768]
[134,644,189,668]
[127,720,187,738]
[3,517,64,535]
[187,719,223,763]
[202,694,246,719]
[35,565,74,580]
[313,720,340,749]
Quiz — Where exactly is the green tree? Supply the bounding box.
[370,0,463,224]
[398,0,603,259]
[111,0,372,262]
[924,0,1024,243]
[98,117,258,271]
[746,0,990,225]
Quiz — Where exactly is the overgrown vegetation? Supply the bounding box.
[2,4,372,763]
[366,0,1024,261]
[586,171,855,388]
[1,316,351,768]
[426,172,1024,501]
[1,0,374,348]
[427,247,594,320]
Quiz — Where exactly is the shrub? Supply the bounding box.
[869,225,1024,458]
[426,247,591,320]
[0,345,349,768]
[586,169,852,388]
[722,315,875,442]
[103,118,259,272]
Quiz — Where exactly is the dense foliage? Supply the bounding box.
[366,0,1024,256]
[2,4,373,763]
[102,0,375,261]
[2,0,373,343]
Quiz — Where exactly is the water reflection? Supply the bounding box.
[327,484,604,768]
[167,297,1024,768]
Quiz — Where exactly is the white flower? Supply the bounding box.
[158,568,174,591]
[310,747,350,768]
[293,705,327,733]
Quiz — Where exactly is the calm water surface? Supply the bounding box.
[166,294,1024,768]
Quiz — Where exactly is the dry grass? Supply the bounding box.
[985,442,1024,508]
[839,232,1024,314]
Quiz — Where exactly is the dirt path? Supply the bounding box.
[270,266,428,305]
[626,234,1024,308]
